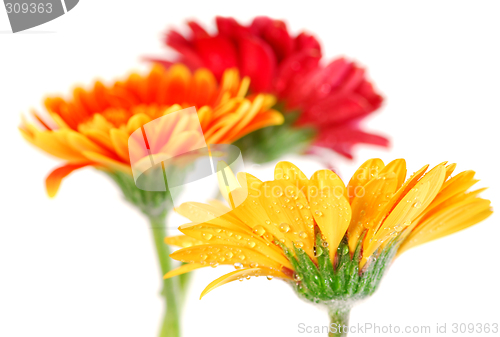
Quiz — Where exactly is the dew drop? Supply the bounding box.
[412,200,422,208]
[314,246,323,257]
[253,225,266,236]
[279,223,290,233]
[250,262,259,268]
[315,210,323,217]
[294,241,304,249]
[225,252,233,259]
[299,231,308,239]
[202,233,213,240]
[266,275,274,280]
[293,272,302,282]
[234,262,243,269]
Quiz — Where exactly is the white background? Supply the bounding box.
[1,1,499,336]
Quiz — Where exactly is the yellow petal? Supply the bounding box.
[308,169,346,200]
[216,161,241,208]
[175,202,247,231]
[164,235,204,248]
[274,161,310,192]
[378,159,407,190]
[170,244,283,271]
[309,172,352,262]
[258,180,316,259]
[163,263,207,279]
[200,268,291,299]
[347,172,398,253]
[346,158,385,202]
[361,164,446,268]
[179,224,291,268]
[398,198,492,254]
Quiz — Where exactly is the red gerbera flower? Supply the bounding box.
[150,16,388,159]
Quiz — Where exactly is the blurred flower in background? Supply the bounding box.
[165,160,492,336]
[20,64,282,198]
[150,16,388,162]
[19,63,283,337]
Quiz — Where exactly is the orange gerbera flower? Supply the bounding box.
[20,64,283,197]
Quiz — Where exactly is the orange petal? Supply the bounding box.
[46,163,88,197]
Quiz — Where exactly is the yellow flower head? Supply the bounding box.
[19,64,283,197]
[165,159,492,302]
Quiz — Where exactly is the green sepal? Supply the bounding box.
[105,170,173,221]
[285,233,399,305]
[233,110,316,164]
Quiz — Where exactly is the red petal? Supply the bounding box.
[194,36,239,80]
[314,125,389,158]
[275,50,321,100]
[215,16,249,38]
[165,30,204,69]
[237,36,277,92]
[187,21,210,39]
[295,32,322,54]
[251,17,293,61]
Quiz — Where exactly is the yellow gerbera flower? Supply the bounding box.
[165,159,492,334]
[19,64,283,197]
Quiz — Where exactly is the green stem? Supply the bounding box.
[150,215,180,337]
[328,306,351,337]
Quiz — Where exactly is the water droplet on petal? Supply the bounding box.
[234,262,243,269]
[253,225,266,236]
[279,223,290,233]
